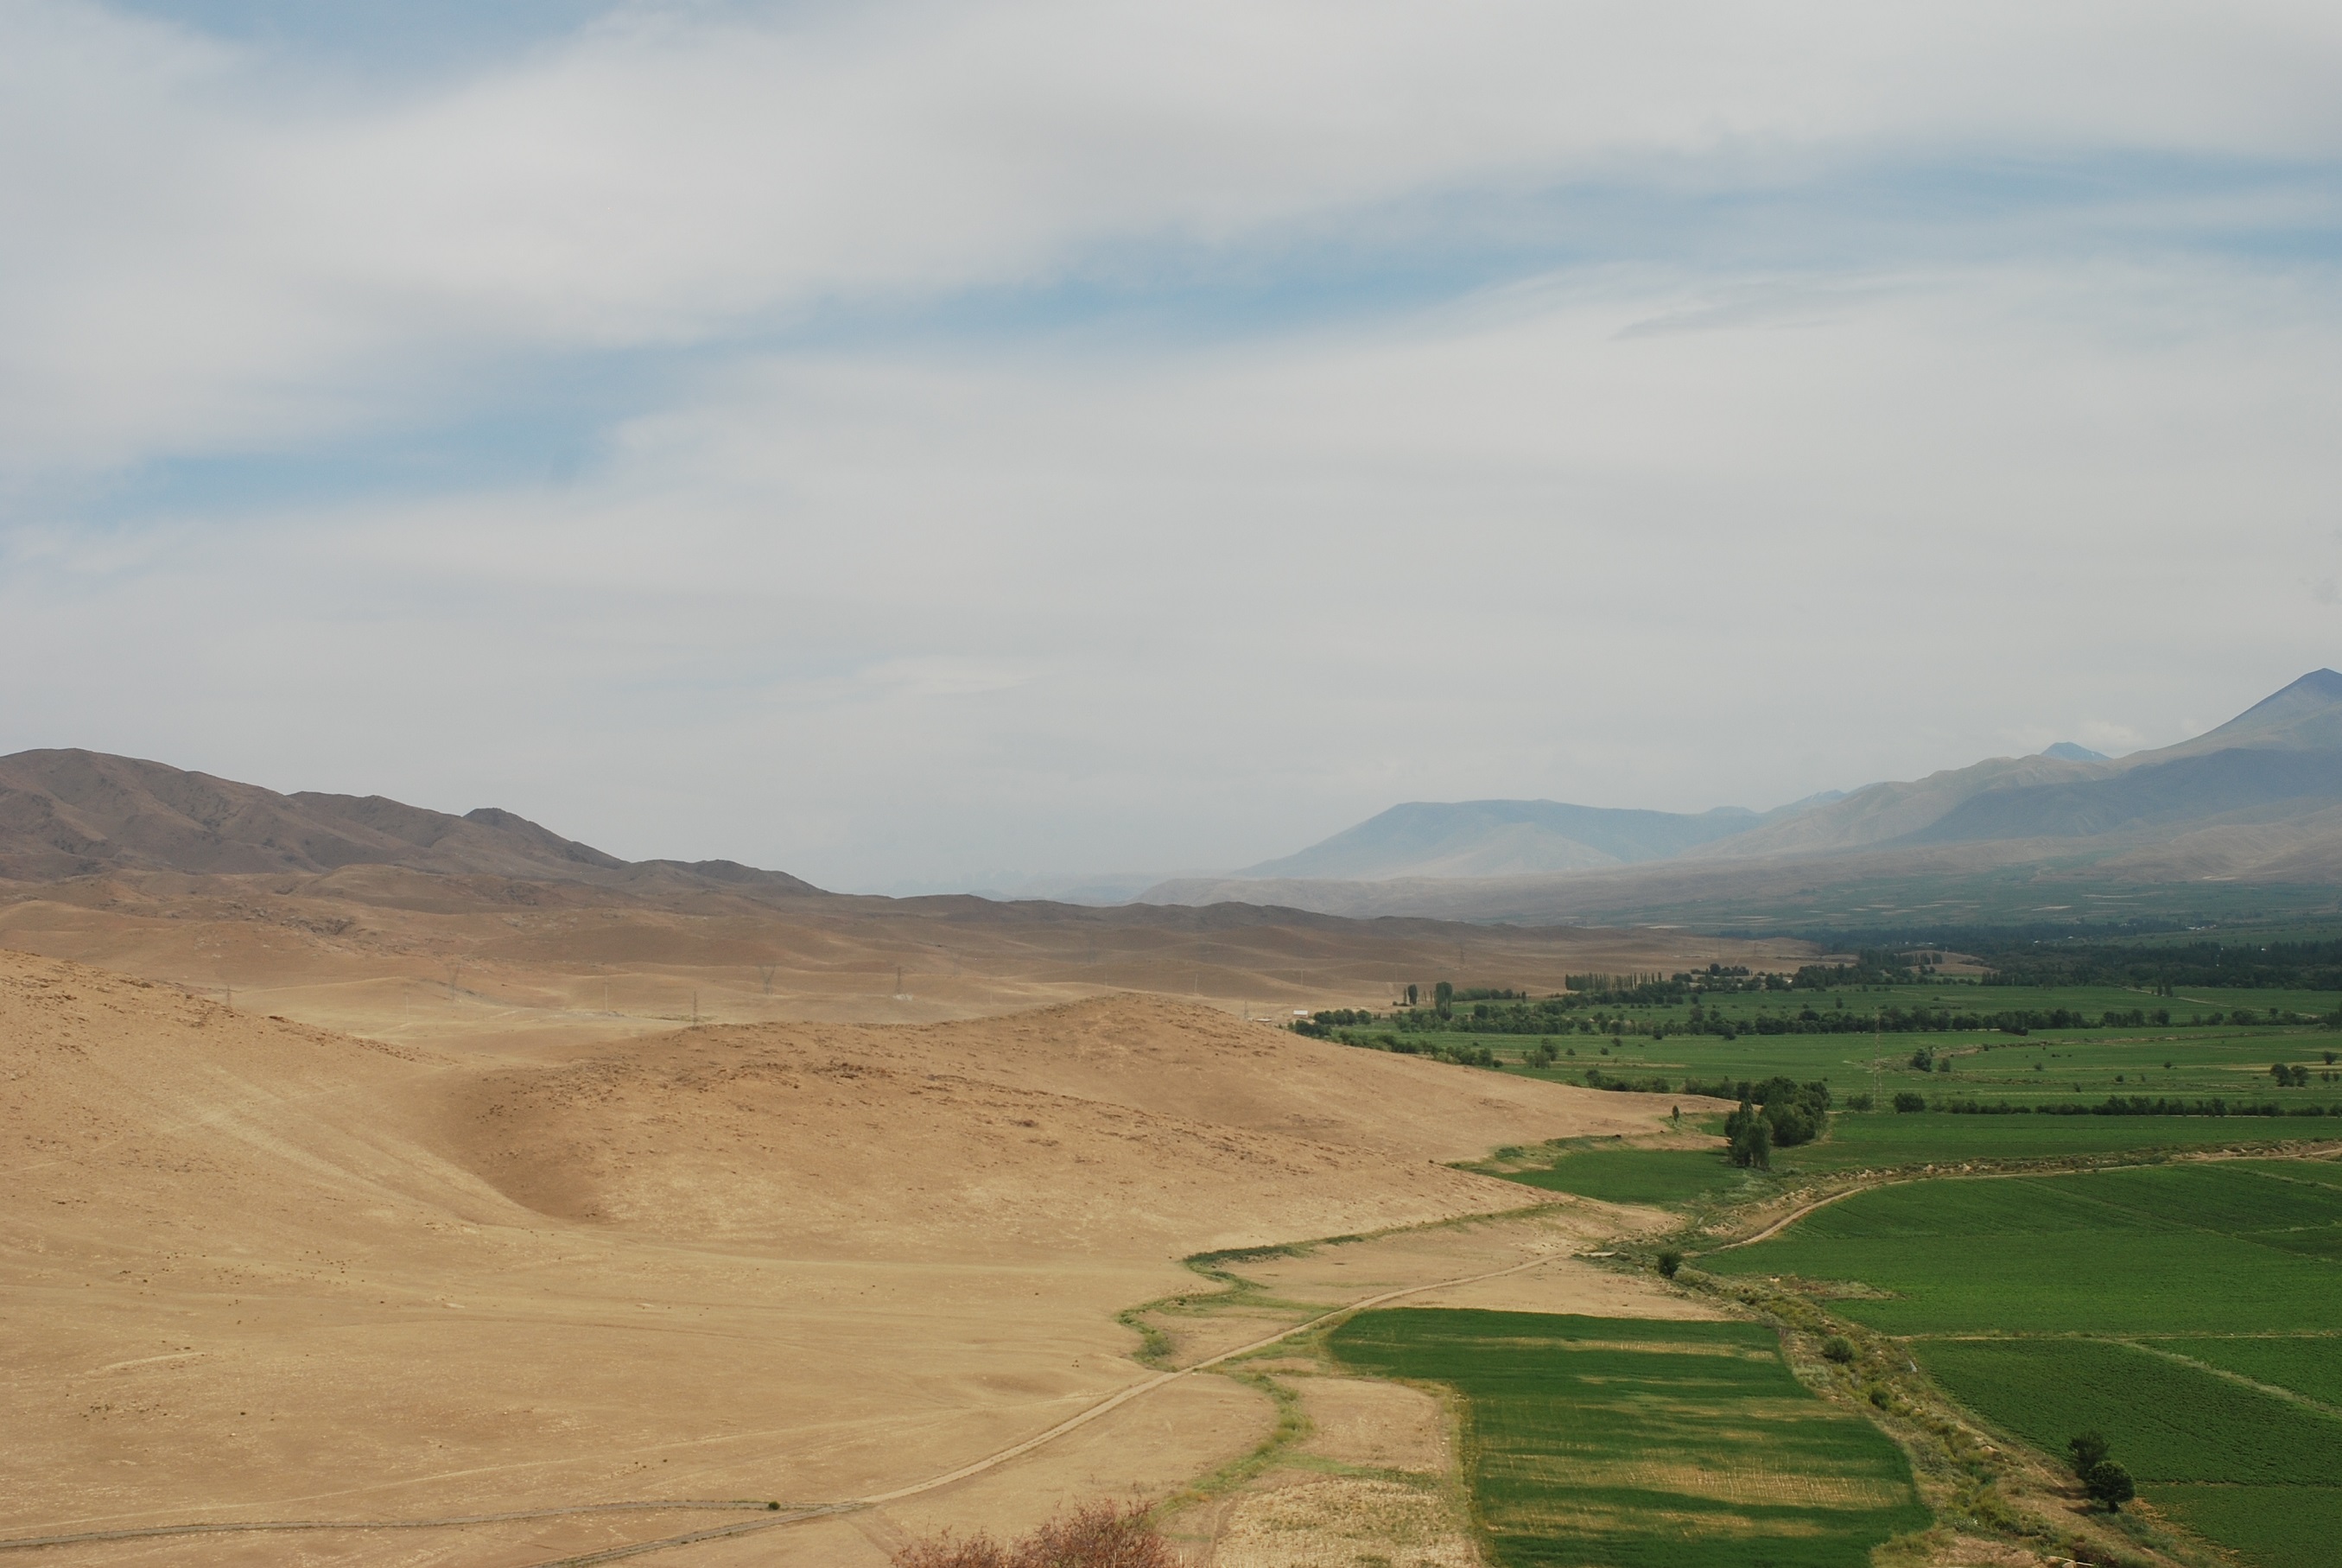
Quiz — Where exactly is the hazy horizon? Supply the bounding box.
[4,2,2339,892]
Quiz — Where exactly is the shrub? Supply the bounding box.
[1822,1336,1855,1365]
[893,1503,1173,1568]
[1893,1092,1926,1114]
[1657,1249,1683,1279]
[2067,1430,2110,1476]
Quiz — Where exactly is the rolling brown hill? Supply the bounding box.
[0,749,1818,1044]
[1,947,1704,1565]
[0,747,818,895]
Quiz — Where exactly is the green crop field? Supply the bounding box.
[2156,1335,2342,1407]
[1915,1339,2342,1565]
[1322,982,2342,1120]
[1706,1166,2342,1334]
[1779,1111,2324,1171]
[1325,1309,1926,1568]
[1486,1114,2328,1209]
[1916,1338,2342,1483]
[1497,1147,1761,1205]
[1704,1162,2342,1566]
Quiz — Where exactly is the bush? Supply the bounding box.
[1822,1336,1855,1365]
[1657,1249,1683,1279]
[893,1503,1174,1568]
[1893,1092,1926,1114]
[2067,1431,2109,1476]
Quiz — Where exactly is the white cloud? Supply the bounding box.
[8,253,2339,882]
[3,0,2341,474]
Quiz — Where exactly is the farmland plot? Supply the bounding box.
[1327,1309,1926,1568]
[1498,1147,1758,1206]
[1705,1169,2342,1335]
[1707,1161,2342,1567]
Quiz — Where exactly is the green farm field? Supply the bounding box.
[1325,983,2342,1116]
[1484,1114,2332,1207]
[1705,1161,2342,1566]
[1780,1111,2331,1171]
[1495,1147,1767,1205]
[1325,1309,1926,1568]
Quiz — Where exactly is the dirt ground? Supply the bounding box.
[0,947,1723,1566]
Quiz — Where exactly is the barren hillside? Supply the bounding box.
[1,949,1701,1564]
[0,865,1816,1053]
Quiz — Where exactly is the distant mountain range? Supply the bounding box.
[11,670,2342,936]
[0,749,822,900]
[1139,671,2342,927]
[1234,796,1846,881]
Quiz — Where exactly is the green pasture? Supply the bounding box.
[1705,1161,2342,1566]
[1326,1309,1926,1568]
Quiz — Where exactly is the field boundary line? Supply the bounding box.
[1707,1184,1879,1251]
[2122,1339,2342,1420]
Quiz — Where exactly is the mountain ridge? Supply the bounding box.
[1138,671,2342,924]
[0,747,824,898]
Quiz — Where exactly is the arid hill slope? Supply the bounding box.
[441,996,1666,1254]
[0,865,1816,1051]
[2,949,1698,1563]
[0,747,817,894]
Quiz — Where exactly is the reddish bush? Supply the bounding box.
[892,1502,1172,1568]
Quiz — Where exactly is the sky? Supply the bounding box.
[3,1,2341,893]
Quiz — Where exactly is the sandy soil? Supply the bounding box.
[1297,1379,1450,1471]
[1209,1477,1482,1568]
[1,949,1719,1565]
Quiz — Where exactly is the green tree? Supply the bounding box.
[1656,1250,1682,1279]
[1893,1092,1926,1113]
[2067,1431,2110,1476]
[1726,1100,1773,1169]
[2083,1459,2135,1511]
